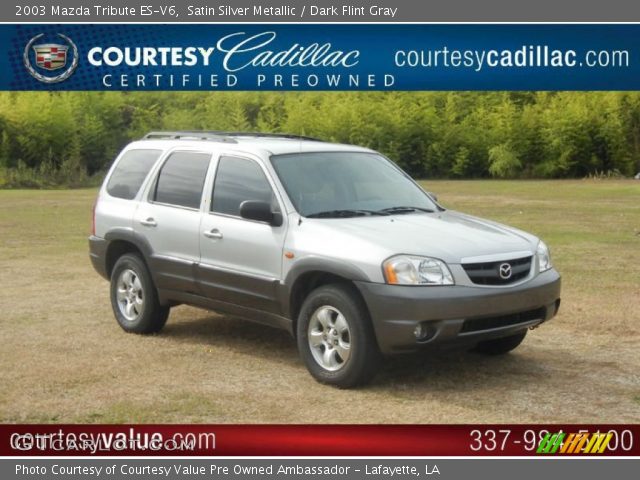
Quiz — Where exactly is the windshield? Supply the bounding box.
[270,152,438,217]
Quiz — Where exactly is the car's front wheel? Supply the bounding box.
[297,284,381,388]
[474,330,527,355]
[110,253,169,334]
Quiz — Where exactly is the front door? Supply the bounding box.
[198,155,286,314]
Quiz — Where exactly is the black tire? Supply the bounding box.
[474,330,527,355]
[110,253,169,334]
[297,284,381,388]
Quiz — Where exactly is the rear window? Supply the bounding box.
[152,151,211,209]
[106,149,161,200]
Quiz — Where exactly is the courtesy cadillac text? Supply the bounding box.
[87,32,360,70]
[85,30,396,88]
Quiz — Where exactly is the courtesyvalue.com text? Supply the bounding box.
[9,429,216,454]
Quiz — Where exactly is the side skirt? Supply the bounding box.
[157,288,293,334]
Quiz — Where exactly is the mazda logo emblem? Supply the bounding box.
[499,263,512,280]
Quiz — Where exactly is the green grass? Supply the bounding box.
[0,180,639,424]
[0,188,96,257]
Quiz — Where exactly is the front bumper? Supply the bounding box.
[355,269,561,354]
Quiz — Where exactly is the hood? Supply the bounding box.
[295,210,538,264]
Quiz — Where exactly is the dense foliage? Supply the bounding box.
[0,91,638,187]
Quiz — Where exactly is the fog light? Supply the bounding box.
[414,322,428,340]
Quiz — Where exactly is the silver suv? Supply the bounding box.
[89,131,561,387]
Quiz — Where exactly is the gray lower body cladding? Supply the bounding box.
[91,234,561,356]
[355,269,561,354]
[89,235,109,280]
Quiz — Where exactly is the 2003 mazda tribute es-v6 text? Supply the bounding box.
[89,131,561,387]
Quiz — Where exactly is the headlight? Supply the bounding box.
[537,240,553,272]
[383,255,454,285]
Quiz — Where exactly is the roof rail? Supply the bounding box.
[142,131,322,143]
[142,131,238,143]
[216,132,322,142]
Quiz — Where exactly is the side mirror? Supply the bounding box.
[427,191,438,203]
[239,201,283,227]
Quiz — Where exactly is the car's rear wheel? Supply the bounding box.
[474,330,527,355]
[297,284,381,388]
[110,253,169,334]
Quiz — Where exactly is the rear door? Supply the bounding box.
[96,148,162,237]
[134,150,212,293]
[198,155,287,314]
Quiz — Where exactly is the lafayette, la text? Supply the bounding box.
[16,463,439,476]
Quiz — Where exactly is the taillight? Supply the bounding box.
[91,200,97,236]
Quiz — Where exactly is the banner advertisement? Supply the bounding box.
[3,24,640,90]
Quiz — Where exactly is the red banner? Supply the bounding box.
[1,425,637,456]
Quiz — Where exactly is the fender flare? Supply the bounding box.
[281,256,371,318]
[103,227,155,277]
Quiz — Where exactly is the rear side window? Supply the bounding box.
[152,151,211,209]
[211,157,274,216]
[106,149,161,200]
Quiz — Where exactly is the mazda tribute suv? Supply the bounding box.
[89,131,561,387]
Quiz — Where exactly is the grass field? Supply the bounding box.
[0,180,639,423]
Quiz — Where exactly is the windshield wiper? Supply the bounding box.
[377,206,436,215]
[306,209,390,218]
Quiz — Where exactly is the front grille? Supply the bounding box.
[462,256,532,285]
[460,307,546,333]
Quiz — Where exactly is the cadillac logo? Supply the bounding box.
[498,262,513,280]
[34,44,68,71]
[24,33,78,83]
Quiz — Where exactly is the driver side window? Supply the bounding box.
[211,156,277,216]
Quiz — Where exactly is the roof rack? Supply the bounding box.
[216,132,322,142]
[141,131,322,143]
[142,131,238,143]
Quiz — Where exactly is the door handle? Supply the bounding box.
[204,229,223,239]
[140,217,157,227]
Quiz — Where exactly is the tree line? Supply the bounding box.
[0,91,638,187]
